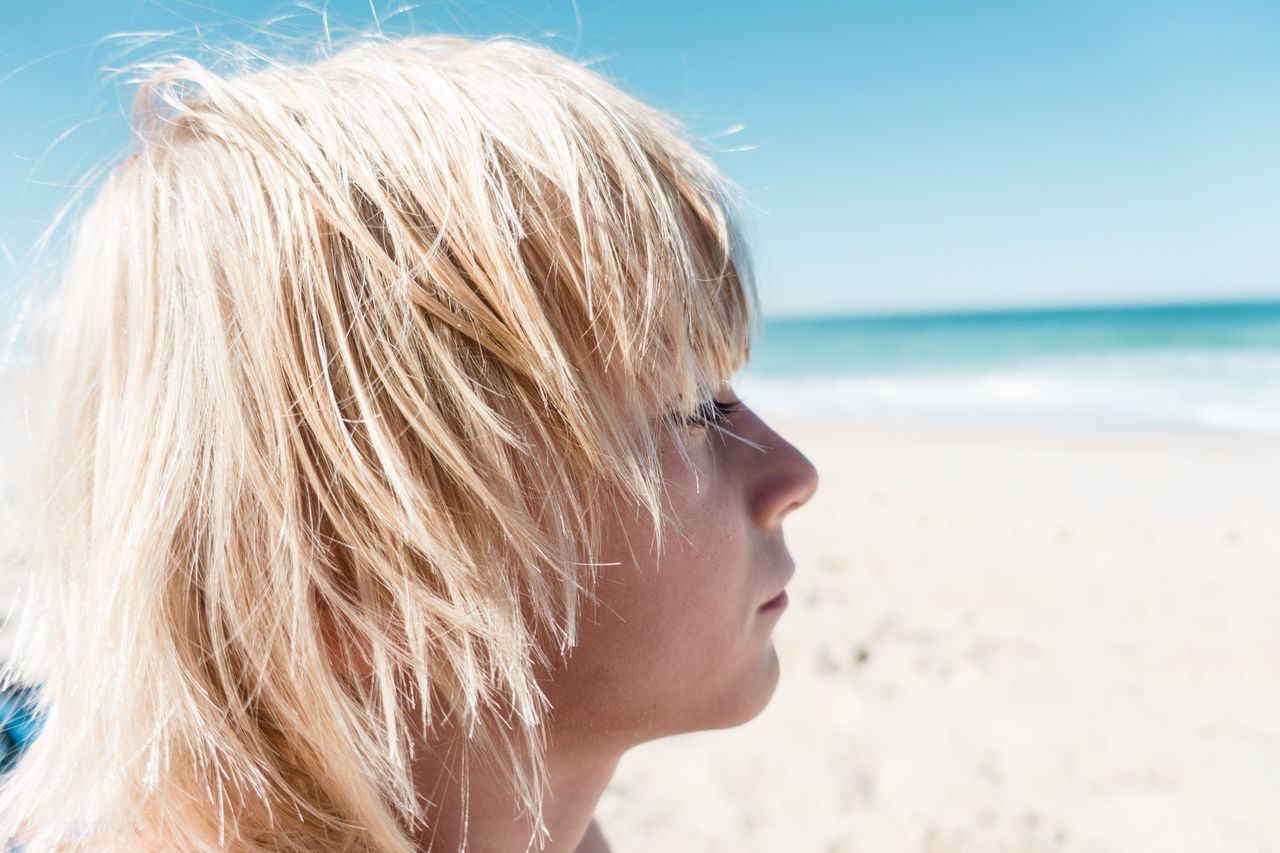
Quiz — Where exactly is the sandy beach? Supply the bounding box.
[596,417,1280,852]
[2,368,1279,851]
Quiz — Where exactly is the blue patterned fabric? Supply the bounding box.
[0,685,41,774]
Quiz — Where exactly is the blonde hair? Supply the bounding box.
[0,32,755,852]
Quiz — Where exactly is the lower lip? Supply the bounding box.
[758,590,789,613]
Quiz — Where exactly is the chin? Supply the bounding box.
[699,642,783,732]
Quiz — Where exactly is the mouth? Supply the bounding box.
[757,559,796,613]
[758,589,789,613]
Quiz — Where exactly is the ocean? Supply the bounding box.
[738,300,1280,434]
[3,294,1278,434]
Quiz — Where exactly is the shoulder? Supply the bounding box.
[574,816,612,853]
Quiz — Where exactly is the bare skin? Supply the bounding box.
[409,727,620,852]
[408,388,819,852]
[574,818,610,853]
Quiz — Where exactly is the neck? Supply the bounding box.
[410,730,621,853]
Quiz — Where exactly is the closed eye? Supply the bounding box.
[681,398,744,430]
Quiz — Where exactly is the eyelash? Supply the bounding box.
[680,398,744,430]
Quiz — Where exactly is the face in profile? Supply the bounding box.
[540,385,819,747]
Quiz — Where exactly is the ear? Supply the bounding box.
[316,596,377,681]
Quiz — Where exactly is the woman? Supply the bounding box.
[0,33,817,852]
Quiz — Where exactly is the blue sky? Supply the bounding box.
[2,0,1278,316]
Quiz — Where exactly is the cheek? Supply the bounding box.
[611,451,747,650]
[543,466,762,739]
[620,521,743,665]
[540,422,796,742]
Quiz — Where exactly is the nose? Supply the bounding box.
[747,422,819,529]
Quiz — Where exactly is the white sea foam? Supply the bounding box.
[737,348,1280,434]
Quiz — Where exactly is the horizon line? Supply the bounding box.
[763,293,1280,323]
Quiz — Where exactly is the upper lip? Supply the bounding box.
[760,559,796,607]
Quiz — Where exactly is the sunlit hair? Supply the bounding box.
[0,32,755,852]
